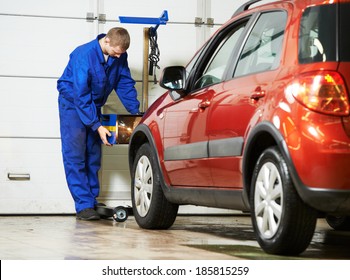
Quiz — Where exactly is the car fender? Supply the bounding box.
[129,123,173,193]
[242,121,294,205]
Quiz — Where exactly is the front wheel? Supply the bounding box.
[250,147,318,255]
[131,143,178,229]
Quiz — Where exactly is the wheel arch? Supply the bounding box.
[129,124,155,174]
[128,123,170,188]
[242,121,291,204]
[129,123,180,205]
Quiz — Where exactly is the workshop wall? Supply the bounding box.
[0,0,242,214]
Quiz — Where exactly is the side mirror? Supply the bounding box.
[160,66,186,91]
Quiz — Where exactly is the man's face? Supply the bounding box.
[106,44,125,58]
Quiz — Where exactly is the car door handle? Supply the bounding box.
[198,100,211,109]
[250,87,266,100]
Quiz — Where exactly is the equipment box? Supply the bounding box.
[101,114,142,144]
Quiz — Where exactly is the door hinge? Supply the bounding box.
[206,17,214,27]
[86,12,95,22]
[195,17,204,27]
[98,14,106,24]
[195,17,214,27]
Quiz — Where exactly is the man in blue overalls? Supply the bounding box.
[57,27,140,220]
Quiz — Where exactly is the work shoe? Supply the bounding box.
[76,208,100,220]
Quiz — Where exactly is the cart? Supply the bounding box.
[95,203,132,222]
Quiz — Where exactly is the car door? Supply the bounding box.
[162,87,214,187]
[206,10,288,188]
[162,18,250,187]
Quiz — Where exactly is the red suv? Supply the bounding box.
[128,0,350,255]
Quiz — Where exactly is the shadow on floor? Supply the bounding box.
[179,218,350,260]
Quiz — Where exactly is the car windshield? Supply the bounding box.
[299,3,350,63]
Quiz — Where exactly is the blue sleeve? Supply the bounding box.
[115,56,140,114]
[72,56,101,131]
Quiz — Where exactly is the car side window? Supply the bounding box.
[298,5,336,63]
[234,11,287,77]
[192,22,247,90]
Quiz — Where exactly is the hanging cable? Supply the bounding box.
[148,27,160,84]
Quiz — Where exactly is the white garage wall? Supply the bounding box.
[0,0,248,214]
[0,0,98,213]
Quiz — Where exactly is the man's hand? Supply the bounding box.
[97,125,112,146]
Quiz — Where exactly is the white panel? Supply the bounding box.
[0,77,60,138]
[0,16,96,77]
[100,144,130,201]
[102,0,197,23]
[210,0,238,25]
[0,0,94,18]
[155,24,198,67]
[210,0,278,25]
[0,138,74,214]
[0,0,99,214]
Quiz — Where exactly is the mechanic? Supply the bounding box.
[57,27,140,220]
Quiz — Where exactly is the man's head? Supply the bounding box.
[104,27,130,58]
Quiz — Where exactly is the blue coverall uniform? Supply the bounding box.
[57,34,140,213]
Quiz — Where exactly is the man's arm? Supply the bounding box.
[115,54,140,114]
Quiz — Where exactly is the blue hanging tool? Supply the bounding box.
[119,10,168,31]
[119,10,169,81]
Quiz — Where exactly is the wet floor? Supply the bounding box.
[0,214,349,260]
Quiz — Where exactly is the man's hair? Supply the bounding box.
[106,27,130,50]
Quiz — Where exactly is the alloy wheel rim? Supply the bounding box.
[134,155,153,217]
[254,162,283,239]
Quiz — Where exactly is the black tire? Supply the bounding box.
[131,143,178,229]
[326,215,350,231]
[250,147,318,255]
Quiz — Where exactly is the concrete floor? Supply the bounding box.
[1,214,350,260]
